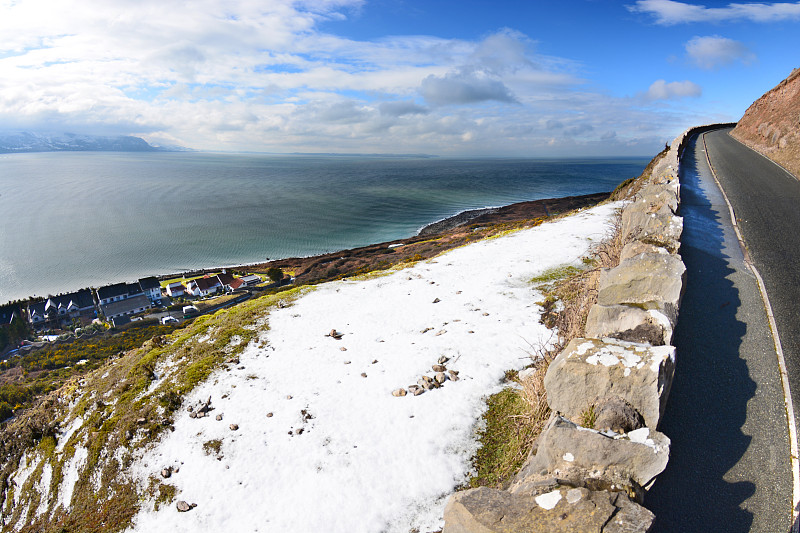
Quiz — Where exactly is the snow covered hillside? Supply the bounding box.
[125,202,620,533]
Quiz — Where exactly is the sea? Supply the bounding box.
[0,151,649,304]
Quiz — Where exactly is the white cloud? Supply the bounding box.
[628,0,800,24]
[420,69,518,106]
[685,36,756,69]
[643,79,703,100]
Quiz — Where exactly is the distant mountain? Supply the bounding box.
[731,68,800,178]
[0,131,168,153]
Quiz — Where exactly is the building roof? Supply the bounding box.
[167,281,185,289]
[228,278,245,290]
[190,276,221,292]
[138,277,161,291]
[216,272,237,287]
[0,304,20,325]
[28,289,95,319]
[97,282,131,301]
[101,294,151,318]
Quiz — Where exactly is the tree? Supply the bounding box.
[266,267,284,284]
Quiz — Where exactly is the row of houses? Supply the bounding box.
[24,272,263,329]
[27,277,163,328]
[166,273,261,298]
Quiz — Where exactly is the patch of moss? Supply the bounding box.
[469,387,537,489]
[529,264,584,286]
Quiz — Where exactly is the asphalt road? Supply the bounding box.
[646,131,792,532]
[704,128,800,432]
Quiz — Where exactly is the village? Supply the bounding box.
[0,268,289,354]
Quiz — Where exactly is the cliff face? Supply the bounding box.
[731,68,800,178]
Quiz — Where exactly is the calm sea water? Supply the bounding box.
[0,152,648,304]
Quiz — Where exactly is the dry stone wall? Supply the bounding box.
[442,127,711,533]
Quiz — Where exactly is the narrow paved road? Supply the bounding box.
[704,127,800,436]
[646,131,792,532]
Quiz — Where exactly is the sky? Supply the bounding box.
[0,0,798,156]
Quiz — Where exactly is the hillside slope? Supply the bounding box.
[731,68,800,178]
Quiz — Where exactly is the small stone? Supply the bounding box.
[340,347,347,351]
[229,424,239,431]
[438,356,450,364]
[448,370,460,382]
[392,388,407,397]
[191,503,197,508]
[189,412,197,419]
[286,395,293,399]
[361,373,367,378]
[482,312,489,316]
[176,501,192,512]
[409,385,425,396]
[216,414,223,421]
[372,359,378,364]
[137,418,146,424]
[344,361,351,365]
[432,298,441,303]
[187,406,194,412]
[161,468,171,479]
[435,372,447,384]
[421,327,433,334]
[432,364,446,372]
[266,412,273,418]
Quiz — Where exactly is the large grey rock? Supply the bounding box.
[619,240,669,262]
[597,253,686,324]
[636,184,679,214]
[584,304,673,346]
[544,337,676,429]
[510,417,670,500]
[442,485,654,533]
[621,210,683,253]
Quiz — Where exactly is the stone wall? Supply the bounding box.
[442,127,710,533]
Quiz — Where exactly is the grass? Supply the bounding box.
[469,356,552,489]
[0,286,309,533]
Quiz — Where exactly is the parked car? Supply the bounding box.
[161,316,179,325]
[182,305,199,318]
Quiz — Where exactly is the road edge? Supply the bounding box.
[701,130,800,527]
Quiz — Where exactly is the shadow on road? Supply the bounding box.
[647,137,757,531]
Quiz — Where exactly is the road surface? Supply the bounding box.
[646,130,792,532]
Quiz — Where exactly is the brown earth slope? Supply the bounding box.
[731,67,800,178]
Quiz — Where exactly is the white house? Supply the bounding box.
[185,276,222,297]
[166,282,186,297]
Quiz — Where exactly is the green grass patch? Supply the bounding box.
[469,387,538,489]
[528,264,584,286]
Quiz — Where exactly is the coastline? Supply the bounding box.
[2,192,611,309]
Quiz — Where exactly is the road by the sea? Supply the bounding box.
[647,129,792,532]
[0,152,647,303]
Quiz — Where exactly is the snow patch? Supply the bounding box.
[535,489,562,510]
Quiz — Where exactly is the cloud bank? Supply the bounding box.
[629,0,800,25]
[0,0,704,155]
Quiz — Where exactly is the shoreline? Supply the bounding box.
[2,192,612,309]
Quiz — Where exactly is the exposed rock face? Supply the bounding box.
[596,253,686,325]
[443,485,655,533]
[585,304,673,346]
[731,67,800,178]
[544,338,675,429]
[510,417,669,498]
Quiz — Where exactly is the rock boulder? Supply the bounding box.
[544,337,676,429]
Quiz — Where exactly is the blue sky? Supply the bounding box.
[0,0,797,156]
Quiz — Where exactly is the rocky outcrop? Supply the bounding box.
[443,126,701,533]
[731,67,800,178]
[444,485,654,533]
[544,338,675,429]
